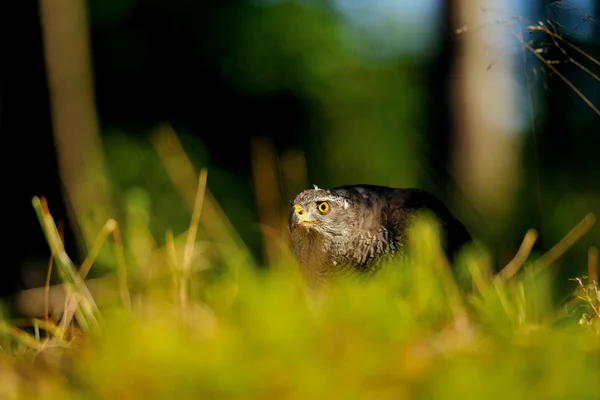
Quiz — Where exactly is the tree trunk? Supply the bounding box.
[450,0,522,247]
[39,0,115,257]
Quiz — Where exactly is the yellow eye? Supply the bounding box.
[316,201,330,214]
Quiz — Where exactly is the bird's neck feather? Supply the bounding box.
[292,228,352,276]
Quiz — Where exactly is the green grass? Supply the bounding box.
[1,170,599,400]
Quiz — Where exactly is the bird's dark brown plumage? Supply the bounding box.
[288,184,472,285]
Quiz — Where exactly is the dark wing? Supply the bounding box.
[330,185,472,261]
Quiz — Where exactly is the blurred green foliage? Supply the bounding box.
[1,208,599,398]
[222,1,427,187]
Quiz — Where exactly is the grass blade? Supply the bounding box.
[31,196,101,336]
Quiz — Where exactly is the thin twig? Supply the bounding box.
[0,321,45,350]
[44,220,65,320]
[59,218,118,333]
[495,229,538,282]
[528,213,596,278]
[589,246,599,286]
[44,252,54,322]
[181,168,208,310]
[543,20,600,83]
[165,229,179,289]
[150,124,249,259]
[575,278,600,318]
[528,24,600,68]
[78,219,117,280]
[11,318,67,339]
[110,220,132,310]
[513,32,600,116]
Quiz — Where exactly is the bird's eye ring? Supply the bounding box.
[316,201,330,214]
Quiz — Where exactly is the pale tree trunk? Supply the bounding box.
[39,0,115,256]
[450,0,522,244]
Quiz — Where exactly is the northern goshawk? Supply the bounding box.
[288,184,472,285]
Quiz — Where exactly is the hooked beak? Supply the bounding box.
[289,203,314,229]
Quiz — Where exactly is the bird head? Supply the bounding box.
[288,187,355,239]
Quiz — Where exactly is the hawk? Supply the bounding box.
[288,184,472,285]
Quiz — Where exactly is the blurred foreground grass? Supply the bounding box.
[1,135,599,399]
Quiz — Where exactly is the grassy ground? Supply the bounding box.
[3,4,598,397]
[1,166,598,400]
